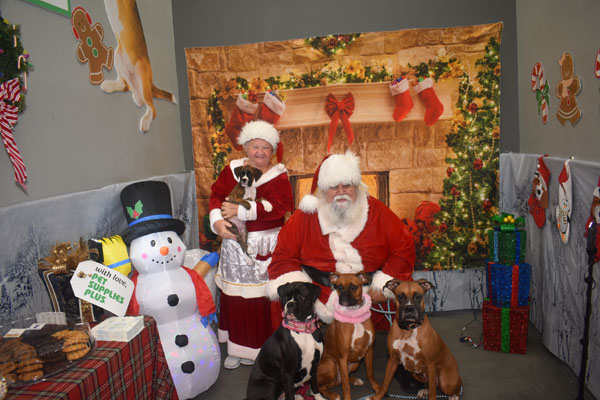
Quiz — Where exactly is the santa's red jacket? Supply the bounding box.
[267,191,415,323]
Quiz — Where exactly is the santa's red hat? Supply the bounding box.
[237,120,282,162]
[310,151,363,193]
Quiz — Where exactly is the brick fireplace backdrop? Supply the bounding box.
[186,23,501,269]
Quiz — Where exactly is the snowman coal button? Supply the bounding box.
[167,294,179,306]
[181,361,195,374]
[175,334,189,347]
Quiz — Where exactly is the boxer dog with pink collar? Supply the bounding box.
[317,272,381,400]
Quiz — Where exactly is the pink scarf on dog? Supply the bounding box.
[332,292,372,324]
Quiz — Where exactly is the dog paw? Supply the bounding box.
[294,395,304,400]
[349,377,364,386]
[417,389,429,399]
[312,394,327,400]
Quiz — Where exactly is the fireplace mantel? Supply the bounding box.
[223,80,457,129]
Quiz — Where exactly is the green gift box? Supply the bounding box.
[488,228,527,265]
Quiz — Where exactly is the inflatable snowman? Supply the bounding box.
[120,181,220,399]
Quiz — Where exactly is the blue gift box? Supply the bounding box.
[486,262,531,307]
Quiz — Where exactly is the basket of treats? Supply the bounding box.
[0,313,95,386]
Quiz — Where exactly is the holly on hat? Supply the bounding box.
[310,150,363,193]
[119,181,185,245]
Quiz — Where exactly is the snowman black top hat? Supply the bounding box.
[119,181,185,245]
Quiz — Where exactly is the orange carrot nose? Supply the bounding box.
[160,247,169,256]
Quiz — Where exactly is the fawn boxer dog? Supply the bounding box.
[246,281,325,400]
[223,164,263,256]
[370,279,461,400]
[317,272,380,400]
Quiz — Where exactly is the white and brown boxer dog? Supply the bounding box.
[246,281,325,400]
[224,164,263,256]
[317,272,380,400]
[370,279,461,400]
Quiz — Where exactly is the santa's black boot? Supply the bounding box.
[394,364,425,394]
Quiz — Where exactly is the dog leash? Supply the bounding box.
[371,299,395,326]
[355,386,464,400]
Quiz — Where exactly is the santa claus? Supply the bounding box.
[266,151,416,324]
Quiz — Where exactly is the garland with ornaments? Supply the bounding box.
[0,15,30,190]
[305,33,361,57]
[206,47,463,177]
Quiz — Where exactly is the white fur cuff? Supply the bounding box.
[371,270,396,299]
[265,270,311,300]
[209,208,224,235]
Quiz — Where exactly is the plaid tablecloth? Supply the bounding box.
[5,316,178,400]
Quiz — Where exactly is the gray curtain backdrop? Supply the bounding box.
[0,172,199,322]
[500,152,600,398]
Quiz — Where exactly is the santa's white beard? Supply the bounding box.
[319,190,366,227]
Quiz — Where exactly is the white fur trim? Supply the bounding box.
[371,270,397,299]
[209,208,224,234]
[413,77,433,93]
[317,151,362,191]
[236,94,259,115]
[262,92,286,116]
[315,298,334,324]
[238,120,280,149]
[594,187,600,198]
[254,163,288,187]
[261,200,273,212]
[299,194,319,213]
[389,78,409,95]
[265,270,312,300]
[238,201,257,221]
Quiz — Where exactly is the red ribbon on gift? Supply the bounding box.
[511,264,520,307]
[325,92,355,152]
[1,78,27,189]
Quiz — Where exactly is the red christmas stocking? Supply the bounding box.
[258,91,286,124]
[389,78,413,122]
[414,77,443,126]
[225,95,258,150]
[258,91,286,162]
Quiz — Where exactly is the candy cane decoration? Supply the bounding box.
[18,55,27,91]
[532,62,549,124]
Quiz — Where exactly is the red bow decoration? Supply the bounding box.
[1,78,27,189]
[325,92,355,152]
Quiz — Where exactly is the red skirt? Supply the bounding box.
[218,292,273,349]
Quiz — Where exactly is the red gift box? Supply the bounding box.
[482,299,529,354]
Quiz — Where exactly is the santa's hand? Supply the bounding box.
[367,288,388,304]
[214,219,237,240]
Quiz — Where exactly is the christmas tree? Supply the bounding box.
[424,36,501,270]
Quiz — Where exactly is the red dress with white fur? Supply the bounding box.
[267,192,415,325]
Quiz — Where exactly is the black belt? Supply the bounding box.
[302,265,331,287]
[302,265,376,288]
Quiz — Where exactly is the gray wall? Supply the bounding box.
[172,0,519,172]
[517,0,600,162]
[0,0,184,207]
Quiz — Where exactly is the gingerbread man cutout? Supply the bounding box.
[71,7,114,85]
[556,52,581,126]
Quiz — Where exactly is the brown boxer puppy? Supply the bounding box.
[224,164,263,256]
[370,279,461,400]
[317,272,380,400]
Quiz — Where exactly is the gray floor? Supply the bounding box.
[193,310,596,399]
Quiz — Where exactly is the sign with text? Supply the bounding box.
[71,260,134,316]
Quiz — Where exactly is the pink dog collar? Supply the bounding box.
[282,312,319,334]
[332,292,372,324]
